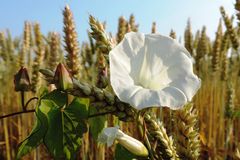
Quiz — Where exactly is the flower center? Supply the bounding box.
[137,73,169,90]
[135,52,170,90]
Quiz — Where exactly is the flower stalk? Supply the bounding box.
[21,91,25,111]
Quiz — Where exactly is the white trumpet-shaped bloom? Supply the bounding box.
[109,32,201,110]
[98,126,149,157]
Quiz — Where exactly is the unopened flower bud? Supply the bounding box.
[98,127,149,157]
[14,67,31,92]
[53,63,73,90]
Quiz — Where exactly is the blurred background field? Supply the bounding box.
[0,0,240,159]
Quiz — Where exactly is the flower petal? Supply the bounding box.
[143,34,201,102]
[109,32,201,110]
[117,85,187,110]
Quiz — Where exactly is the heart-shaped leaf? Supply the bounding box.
[16,90,89,160]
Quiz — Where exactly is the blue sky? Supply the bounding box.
[0,0,237,42]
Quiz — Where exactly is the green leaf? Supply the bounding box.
[42,89,67,107]
[17,90,89,160]
[114,143,139,160]
[16,100,48,159]
[88,106,107,140]
[41,97,89,159]
[66,98,89,119]
[41,100,64,158]
[37,86,49,98]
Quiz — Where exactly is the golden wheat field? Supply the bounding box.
[0,1,240,160]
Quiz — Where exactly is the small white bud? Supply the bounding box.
[98,126,148,157]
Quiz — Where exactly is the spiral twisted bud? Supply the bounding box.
[14,67,31,92]
[98,126,149,157]
[53,63,73,91]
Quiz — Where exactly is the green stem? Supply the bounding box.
[21,91,25,111]
[62,92,69,110]
[0,109,35,120]
[24,97,38,110]
[0,96,38,120]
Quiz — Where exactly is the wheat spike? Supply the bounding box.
[235,0,240,28]
[63,5,81,78]
[5,30,15,62]
[212,19,223,72]
[225,83,235,158]
[82,43,93,68]
[26,22,32,69]
[31,23,44,93]
[81,43,93,81]
[144,114,179,160]
[174,104,200,160]
[89,15,112,55]
[19,21,31,67]
[87,31,96,55]
[0,32,7,62]
[184,19,193,54]
[225,83,235,119]
[117,16,127,43]
[48,32,60,71]
[193,30,200,51]
[220,6,239,50]
[151,22,157,34]
[221,32,230,81]
[196,26,208,72]
[129,14,138,32]
[169,29,176,39]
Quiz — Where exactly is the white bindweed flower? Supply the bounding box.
[98,126,149,157]
[109,32,201,110]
